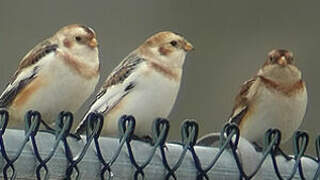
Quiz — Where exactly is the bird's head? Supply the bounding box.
[139,31,193,68]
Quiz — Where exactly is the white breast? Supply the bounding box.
[240,84,307,145]
[102,63,181,137]
[9,54,99,128]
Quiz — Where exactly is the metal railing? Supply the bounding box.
[0,110,318,179]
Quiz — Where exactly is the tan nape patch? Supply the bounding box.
[57,51,99,80]
[144,32,171,46]
[259,76,305,96]
[11,77,44,109]
[149,61,180,82]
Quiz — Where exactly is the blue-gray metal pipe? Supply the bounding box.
[0,129,317,179]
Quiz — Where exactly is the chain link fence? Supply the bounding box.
[0,110,318,179]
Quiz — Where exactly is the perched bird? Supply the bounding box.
[75,31,193,140]
[228,49,307,147]
[0,24,100,129]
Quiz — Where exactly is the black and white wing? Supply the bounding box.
[0,40,58,107]
[75,52,145,135]
[228,77,257,125]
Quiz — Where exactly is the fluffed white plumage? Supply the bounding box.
[229,49,307,146]
[0,24,100,129]
[235,77,307,144]
[75,31,193,138]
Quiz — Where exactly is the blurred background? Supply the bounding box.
[0,1,318,154]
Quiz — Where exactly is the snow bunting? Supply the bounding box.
[228,49,307,146]
[75,31,193,139]
[0,24,100,129]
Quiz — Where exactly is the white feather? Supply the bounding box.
[240,85,307,145]
[83,61,181,137]
[7,52,99,128]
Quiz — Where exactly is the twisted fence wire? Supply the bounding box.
[0,109,318,179]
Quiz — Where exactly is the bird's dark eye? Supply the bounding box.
[75,36,82,42]
[170,40,177,47]
[269,56,274,62]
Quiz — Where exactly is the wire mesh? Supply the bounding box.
[0,109,318,179]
